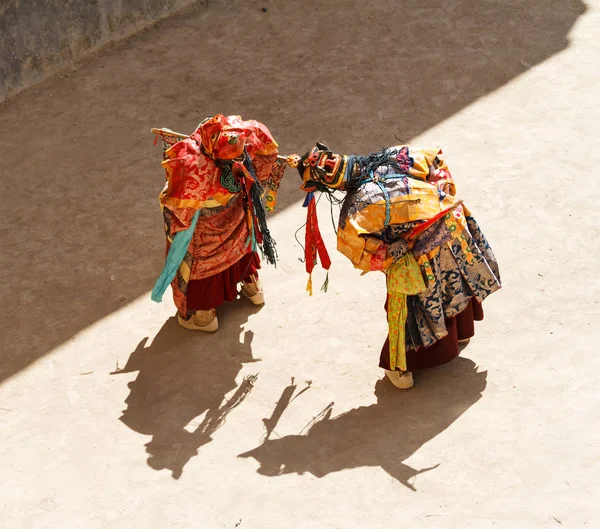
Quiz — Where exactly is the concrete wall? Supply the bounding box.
[0,0,198,102]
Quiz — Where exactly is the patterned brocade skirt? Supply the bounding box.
[381,214,500,371]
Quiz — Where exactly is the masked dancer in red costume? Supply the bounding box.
[151,115,287,332]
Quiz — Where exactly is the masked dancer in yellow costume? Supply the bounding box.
[295,143,501,389]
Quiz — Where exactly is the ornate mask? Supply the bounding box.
[298,143,352,191]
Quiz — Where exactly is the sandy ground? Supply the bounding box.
[0,0,599,527]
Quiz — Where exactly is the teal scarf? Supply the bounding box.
[151,210,200,303]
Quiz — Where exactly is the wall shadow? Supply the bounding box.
[0,0,585,384]
[240,357,486,490]
[114,300,261,478]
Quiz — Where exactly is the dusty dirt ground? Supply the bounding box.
[1,0,599,527]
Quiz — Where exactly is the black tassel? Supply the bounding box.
[243,150,278,266]
[320,271,329,293]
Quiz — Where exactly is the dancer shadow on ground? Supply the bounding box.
[114,301,262,479]
[240,357,486,490]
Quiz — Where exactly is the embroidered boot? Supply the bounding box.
[177,309,218,332]
[240,275,265,305]
[385,370,414,390]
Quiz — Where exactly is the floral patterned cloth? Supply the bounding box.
[160,116,278,213]
[386,254,426,371]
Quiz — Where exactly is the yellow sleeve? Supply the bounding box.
[337,220,392,272]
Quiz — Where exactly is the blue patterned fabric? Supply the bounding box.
[405,214,501,349]
[412,220,453,257]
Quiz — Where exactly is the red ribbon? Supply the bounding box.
[304,193,331,275]
[406,200,464,241]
